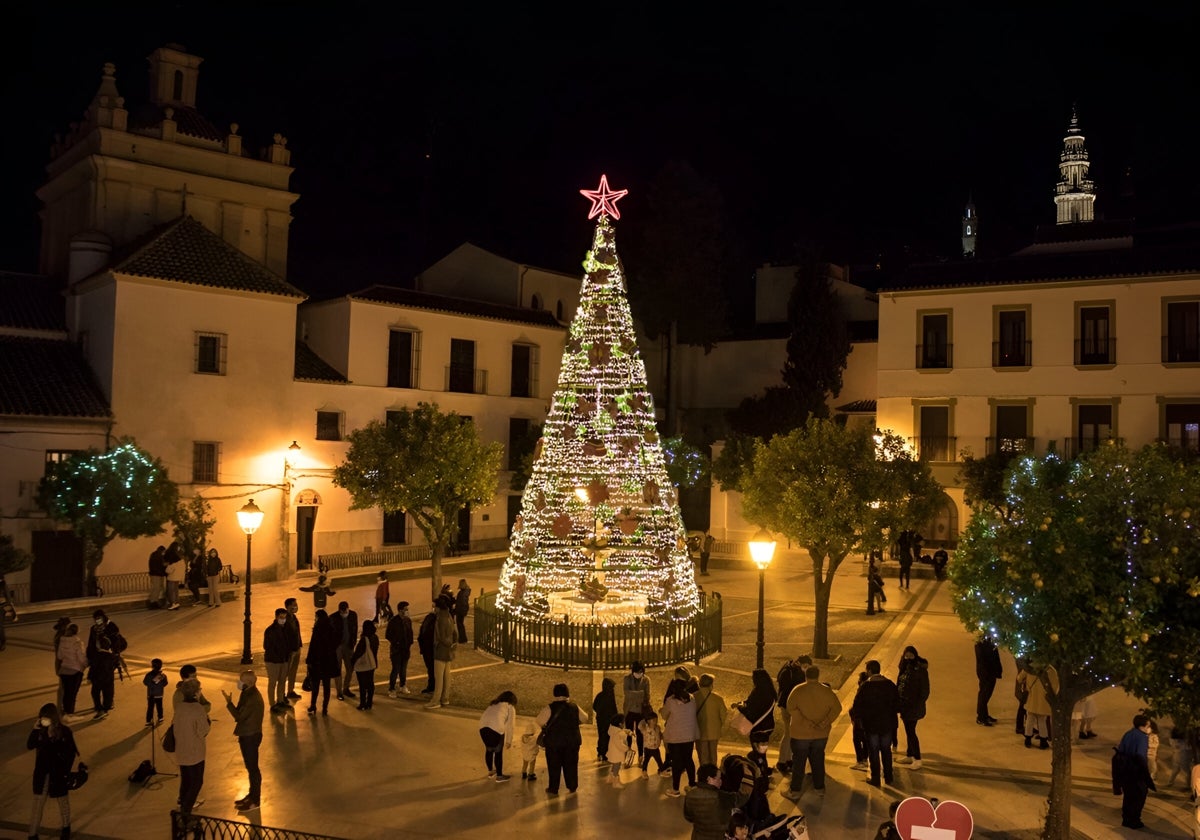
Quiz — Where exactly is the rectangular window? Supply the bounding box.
[316,411,343,441]
[1165,403,1200,454]
[917,405,952,462]
[385,410,403,427]
[1077,306,1113,365]
[991,405,1031,455]
[508,417,532,470]
[195,332,226,375]
[917,313,951,369]
[511,343,539,398]
[1164,300,1200,363]
[447,338,477,393]
[192,442,219,484]
[1075,404,1113,456]
[382,510,407,545]
[994,309,1029,367]
[387,330,420,388]
[44,450,81,476]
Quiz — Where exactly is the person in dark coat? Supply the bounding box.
[298,574,336,609]
[85,609,122,719]
[896,645,930,769]
[734,668,778,759]
[148,545,167,608]
[205,548,224,607]
[454,579,471,643]
[683,763,747,840]
[1114,713,1157,829]
[304,610,340,716]
[27,703,78,840]
[591,677,619,761]
[386,601,414,696]
[417,604,438,694]
[535,683,583,795]
[185,549,205,605]
[974,633,1003,726]
[329,601,359,701]
[850,660,901,786]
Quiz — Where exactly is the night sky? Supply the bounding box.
[3,5,1198,300]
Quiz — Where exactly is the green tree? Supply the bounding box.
[950,445,1189,840]
[957,450,1015,520]
[0,532,33,577]
[780,242,851,417]
[742,419,939,658]
[662,436,711,490]
[332,404,502,601]
[171,495,216,564]
[36,438,179,595]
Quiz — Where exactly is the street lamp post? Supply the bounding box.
[748,528,776,670]
[237,499,264,665]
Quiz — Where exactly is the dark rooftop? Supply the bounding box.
[0,272,65,332]
[0,335,111,419]
[294,342,347,383]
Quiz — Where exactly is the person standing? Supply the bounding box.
[417,603,438,694]
[56,624,87,717]
[374,571,391,623]
[694,673,728,768]
[85,609,122,719]
[425,595,456,709]
[186,549,205,605]
[143,658,167,727]
[1114,713,1156,829]
[222,669,264,811]
[782,665,842,800]
[386,601,414,697]
[661,678,699,797]
[734,668,777,771]
[622,662,651,759]
[350,619,380,710]
[27,702,78,840]
[148,545,167,608]
[299,574,336,610]
[896,645,930,769]
[897,544,913,591]
[205,548,223,607]
[172,664,212,715]
[536,683,583,795]
[173,678,211,823]
[591,677,619,761]
[1024,664,1057,749]
[304,610,339,716]
[1014,658,1032,736]
[329,600,359,702]
[478,691,517,781]
[164,542,184,610]
[454,579,471,644]
[263,608,292,712]
[775,654,811,774]
[699,532,714,576]
[683,763,746,840]
[283,598,303,701]
[974,633,1002,726]
[849,660,900,787]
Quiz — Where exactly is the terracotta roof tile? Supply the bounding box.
[0,336,111,418]
[294,342,347,382]
[0,273,65,332]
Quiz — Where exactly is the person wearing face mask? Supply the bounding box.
[85,609,122,720]
[329,601,359,702]
[386,601,414,697]
[27,703,78,840]
[283,599,303,701]
[173,678,211,824]
[623,661,651,759]
[263,608,292,712]
[222,669,264,811]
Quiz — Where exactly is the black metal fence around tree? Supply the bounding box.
[171,810,347,840]
[473,589,722,670]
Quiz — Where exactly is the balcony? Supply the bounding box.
[1062,437,1123,459]
[986,437,1036,457]
[915,343,953,370]
[1164,437,1200,456]
[445,365,488,394]
[909,436,958,462]
[1075,338,1115,366]
[1162,336,1200,364]
[993,340,1031,367]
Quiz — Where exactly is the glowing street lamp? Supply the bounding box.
[748,528,777,670]
[237,499,265,665]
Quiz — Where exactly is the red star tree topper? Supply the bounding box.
[579,174,628,219]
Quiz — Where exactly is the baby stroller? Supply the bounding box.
[720,754,811,839]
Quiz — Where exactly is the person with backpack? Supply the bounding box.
[775,654,810,774]
[417,602,438,695]
[85,609,124,720]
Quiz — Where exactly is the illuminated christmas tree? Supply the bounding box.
[496,176,701,624]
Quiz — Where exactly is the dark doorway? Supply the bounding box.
[296,506,317,571]
[456,507,471,553]
[31,531,85,601]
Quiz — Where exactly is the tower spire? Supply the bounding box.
[1054,104,1095,224]
[962,193,977,258]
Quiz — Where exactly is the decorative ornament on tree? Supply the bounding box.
[494,177,700,623]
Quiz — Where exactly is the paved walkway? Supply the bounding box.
[0,557,1195,839]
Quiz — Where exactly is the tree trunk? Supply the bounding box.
[810,550,833,659]
[1043,696,1076,839]
[429,543,444,604]
[82,536,105,597]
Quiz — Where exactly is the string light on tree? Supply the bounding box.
[495,176,700,624]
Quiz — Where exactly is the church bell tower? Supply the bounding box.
[962,196,978,258]
[1054,106,1096,224]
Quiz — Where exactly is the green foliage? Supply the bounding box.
[711,432,757,493]
[36,438,179,587]
[0,532,33,577]
[781,243,851,415]
[958,450,1017,520]
[508,423,544,492]
[332,404,502,599]
[171,495,216,562]
[662,436,710,490]
[742,419,939,657]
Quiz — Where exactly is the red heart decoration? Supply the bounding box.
[895,797,974,840]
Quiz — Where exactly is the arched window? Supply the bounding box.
[918,492,960,549]
[172,70,184,101]
[530,294,542,310]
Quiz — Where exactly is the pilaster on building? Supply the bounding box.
[37,44,297,282]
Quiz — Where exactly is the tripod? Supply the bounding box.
[142,717,179,788]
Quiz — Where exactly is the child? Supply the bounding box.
[638,710,665,778]
[519,721,540,780]
[725,811,751,840]
[873,800,902,840]
[374,571,391,623]
[299,574,336,609]
[1147,718,1160,779]
[606,714,629,788]
[143,658,167,726]
[747,740,773,784]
